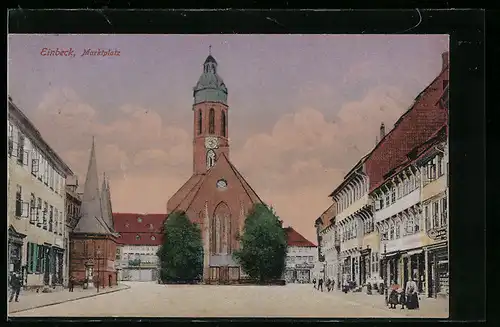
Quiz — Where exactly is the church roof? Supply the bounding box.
[167,153,264,214]
[73,138,116,236]
[204,55,217,64]
[285,227,317,247]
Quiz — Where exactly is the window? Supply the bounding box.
[427,159,436,182]
[432,202,439,228]
[441,198,448,226]
[43,202,48,229]
[379,198,384,210]
[151,235,156,241]
[389,223,395,240]
[437,155,443,176]
[197,109,202,135]
[414,214,420,233]
[398,183,403,199]
[36,198,42,226]
[406,215,414,235]
[137,216,143,223]
[17,132,25,165]
[15,185,23,217]
[54,209,59,234]
[391,188,396,203]
[136,235,141,240]
[208,108,215,134]
[48,205,54,231]
[221,111,226,137]
[385,193,390,207]
[206,149,216,169]
[29,193,36,223]
[8,123,14,156]
[395,221,400,239]
[44,158,49,185]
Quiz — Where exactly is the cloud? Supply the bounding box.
[28,85,412,242]
[231,85,413,240]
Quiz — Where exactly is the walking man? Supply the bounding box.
[318,277,324,292]
[68,275,75,292]
[9,272,22,302]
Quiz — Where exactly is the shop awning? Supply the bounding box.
[383,252,400,258]
[407,249,423,256]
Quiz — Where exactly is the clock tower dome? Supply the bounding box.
[192,47,229,174]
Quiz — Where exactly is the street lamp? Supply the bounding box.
[96,247,101,293]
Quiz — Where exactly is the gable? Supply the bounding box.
[180,153,264,223]
[167,174,204,213]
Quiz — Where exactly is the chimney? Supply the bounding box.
[441,51,449,71]
[379,122,385,140]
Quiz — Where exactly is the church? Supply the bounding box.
[167,50,265,283]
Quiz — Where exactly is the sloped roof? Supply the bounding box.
[285,227,316,247]
[168,153,264,214]
[113,213,166,245]
[167,174,204,213]
[364,62,449,192]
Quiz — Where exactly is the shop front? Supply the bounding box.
[425,241,449,298]
[360,248,371,285]
[8,226,26,274]
[382,251,401,287]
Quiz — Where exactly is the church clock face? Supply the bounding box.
[205,136,219,149]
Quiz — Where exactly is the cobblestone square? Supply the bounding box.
[10,282,448,318]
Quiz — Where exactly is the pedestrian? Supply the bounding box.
[68,275,75,292]
[318,277,324,292]
[388,281,399,309]
[342,278,349,293]
[9,272,22,302]
[312,277,316,289]
[326,278,331,292]
[405,278,420,310]
[331,279,335,291]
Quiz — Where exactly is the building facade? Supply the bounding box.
[315,204,340,286]
[417,128,449,298]
[283,227,317,283]
[113,213,165,282]
[329,156,374,288]
[166,50,267,283]
[65,175,82,287]
[8,97,73,290]
[69,138,119,288]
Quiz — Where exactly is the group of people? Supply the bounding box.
[312,277,336,292]
[387,278,420,310]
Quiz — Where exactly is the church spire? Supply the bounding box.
[74,137,111,234]
[209,44,212,56]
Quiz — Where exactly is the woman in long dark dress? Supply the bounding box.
[405,279,420,309]
[388,281,399,309]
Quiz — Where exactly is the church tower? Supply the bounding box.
[192,47,229,174]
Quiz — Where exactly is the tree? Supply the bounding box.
[157,211,203,282]
[233,204,288,282]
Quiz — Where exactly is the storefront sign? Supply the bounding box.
[296,263,314,269]
[427,227,447,241]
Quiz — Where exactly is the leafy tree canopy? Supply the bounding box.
[233,204,288,282]
[157,211,203,281]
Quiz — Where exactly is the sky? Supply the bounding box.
[8,34,448,242]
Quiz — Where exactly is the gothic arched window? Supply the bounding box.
[221,111,226,137]
[197,110,202,135]
[209,108,215,134]
[206,150,216,169]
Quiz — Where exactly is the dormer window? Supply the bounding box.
[136,235,141,240]
[137,217,142,223]
[149,224,154,230]
[151,235,156,241]
[125,223,129,228]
